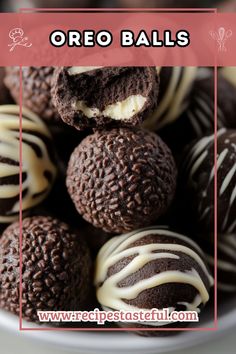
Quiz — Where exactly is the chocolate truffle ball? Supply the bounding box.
[200,233,236,293]
[143,66,197,131]
[94,227,213,331]
[0,68,12,105]
[181,129,236,233]
[0,216,92,322]
[66,128,177,233]
[0,105,57,223]
[4,67,60,124]
[52,67,159,131]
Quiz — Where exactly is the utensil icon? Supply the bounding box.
[8,28,32,52]
[209,27,232,51]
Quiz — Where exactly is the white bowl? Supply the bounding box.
[0,295,235,354]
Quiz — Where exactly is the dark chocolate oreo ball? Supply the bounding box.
[183,68,236,137]
[52,67,159,130]
[0,216,92,322]
[0,105,57,223]
[66,128,177,233]
[4,67,60,124]
[94,227,213,332]
[181,129,236,233]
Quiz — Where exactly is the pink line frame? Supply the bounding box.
[18,7,218,332]
[18,6,218,12]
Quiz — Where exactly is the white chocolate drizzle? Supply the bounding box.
[94,227,213,324]
[0,105,57,222]
[185,68,225,137]
[143,66,197,131]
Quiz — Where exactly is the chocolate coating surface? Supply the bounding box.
[4,67,60,124]
[52,66,159,130]
[0,216,92,322]
[66,128,177,233]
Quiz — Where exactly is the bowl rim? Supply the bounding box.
[0,305,236,354]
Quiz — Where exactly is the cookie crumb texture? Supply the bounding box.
[67,128,177,233]
[0,216,92,322]
[52,66,159,130]
[4,67,60,124]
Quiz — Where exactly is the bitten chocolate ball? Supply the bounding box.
[94,227,213,332]
[181,129,236,233]
[4,67,60,124]
[0,216,92,322]
[66,128,177,233]
[52,67,159,130]
[143,66,197,131]
[0,105,57,223]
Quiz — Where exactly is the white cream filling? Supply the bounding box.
[75,95,147,121]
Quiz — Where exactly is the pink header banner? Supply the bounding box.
[0,10,235,66]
